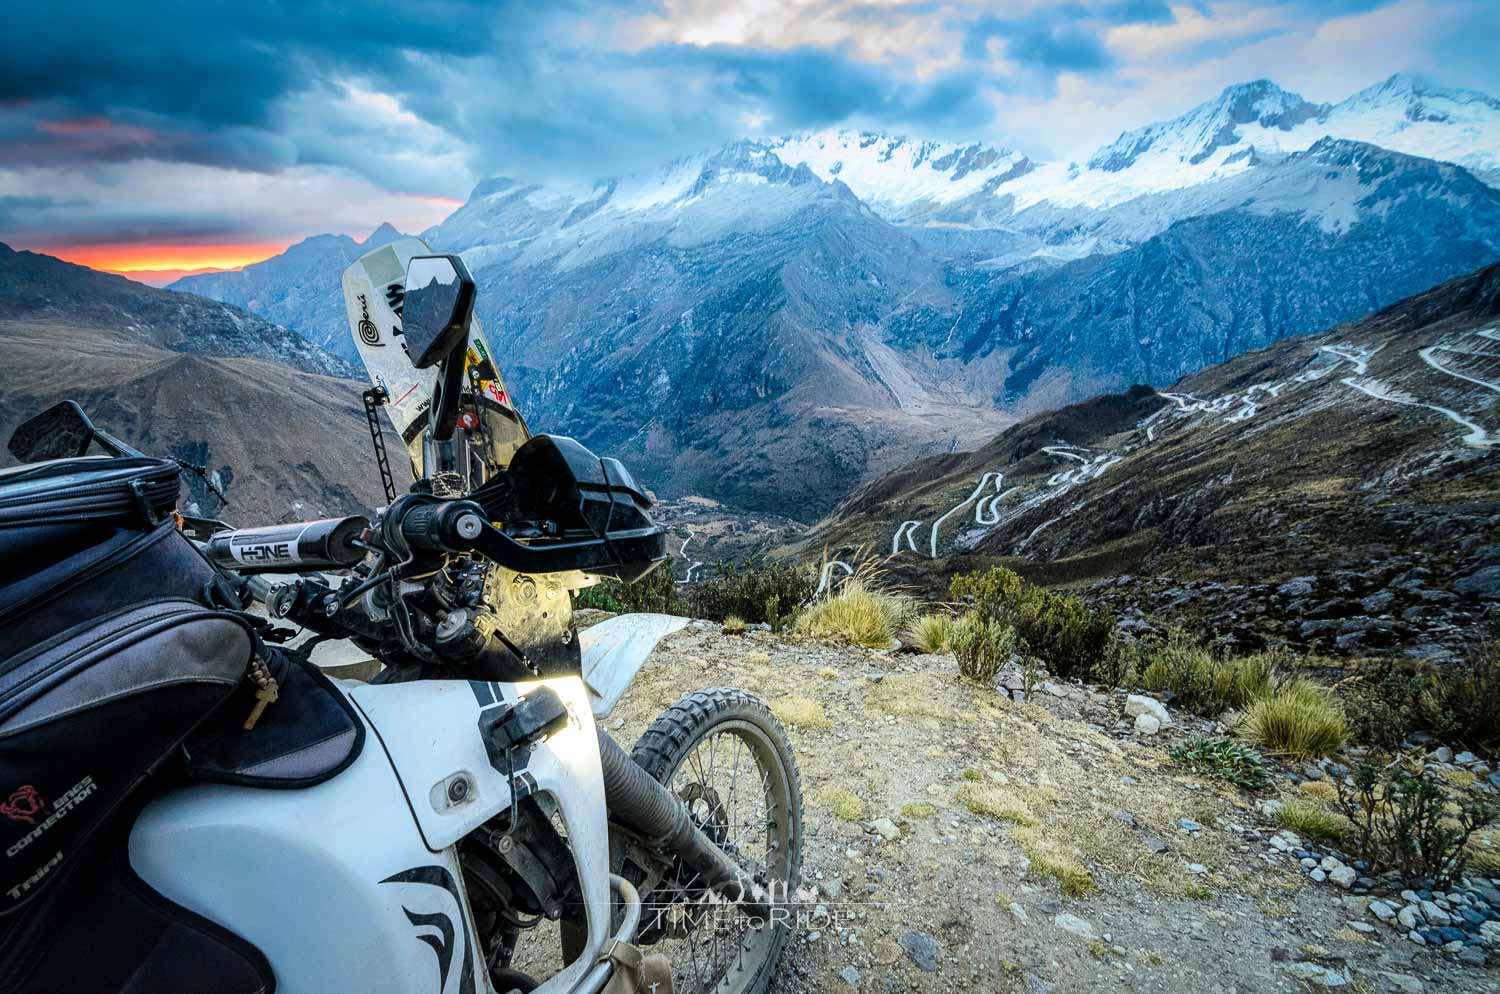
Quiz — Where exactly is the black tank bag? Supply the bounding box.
[0,456,271,992]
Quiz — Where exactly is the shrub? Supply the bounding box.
[1334,759,1498,886]
[722,615,746,634]
[1139,633,1291,716]
[949,567,1112,680]
[907,612,955,654]
[949,613,1019,685]
[1246,682,1348,759]
[1422,642,1500,752]
[794,580,908,648]
[1346,644,1500,753]
[1274,800,1350,843]
[685,559,816,625]
[1170,735,1272,789]
[576,563,683,614]
[1092,632,1143,690]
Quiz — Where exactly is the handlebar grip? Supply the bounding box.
[205,516,371,574]
[400,499,486,553]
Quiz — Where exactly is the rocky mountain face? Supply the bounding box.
[0,246,404,522]
[168,75,1500,518]
[799,262,1500,660]
[170,223,404,365]
[1,242,352,377]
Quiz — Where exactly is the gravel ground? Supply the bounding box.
[601,622,1497,994]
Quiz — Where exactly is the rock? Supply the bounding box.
[1270,831,1298,852]
[1302,858,1319,870]
[1456,751,1477,765]
[821,878,845,901]
[1179,818,1203,833]
[1453,565,1500,599]
[1378,973,1425,994]
[897,930,941,973]
[1111,809,1136,829]
[1361,591,1395,614]
[1310,868,1328,882]
[1455,945,1486,967]
[1134,713,1162,736]
[1370,900,1398,922]
[1420,900,1451,925]
[1261,799,1286,819]
[870,818,901,842]
[1279,577,1318,598]
[1479,920,1500,948]
[1053,913,1096,939]
[1408,930,1426,945]
[839,965,861,987]
[1142,836,1170,854]
[1010,902,1028,923]
[1285,962,1349,987]
[1430,746,1454,764]
[1320,856,1344,872]
[1349,921,1376,933]
[1187,863,1208,875]
[1330,866,1359,889]
[1025,973,1051,994]
[1397,906,1422,930]
[1125,694,1172,726]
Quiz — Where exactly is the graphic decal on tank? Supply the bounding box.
[380,865,477,994]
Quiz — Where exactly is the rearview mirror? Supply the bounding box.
[402,254,475,369]
[8,400,96,463]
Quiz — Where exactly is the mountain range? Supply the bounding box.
[167,73,1500,519]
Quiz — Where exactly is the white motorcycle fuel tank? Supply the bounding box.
[129,675,612,994]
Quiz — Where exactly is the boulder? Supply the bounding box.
[1124,694,1172,726]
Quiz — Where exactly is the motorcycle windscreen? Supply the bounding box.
[341,237,531,478]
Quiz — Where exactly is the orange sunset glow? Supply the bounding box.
[42,242,288,274]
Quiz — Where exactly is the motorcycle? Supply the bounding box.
[0,246,804,994]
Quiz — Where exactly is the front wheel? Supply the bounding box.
[631,688,804,994]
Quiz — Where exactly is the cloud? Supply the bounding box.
[2,0,1499,257]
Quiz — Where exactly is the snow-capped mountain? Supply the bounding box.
[171,223,405,364]
[167,74,1500,516]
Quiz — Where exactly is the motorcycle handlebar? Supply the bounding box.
[203,516,371,574]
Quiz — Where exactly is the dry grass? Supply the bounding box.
[1298,780,1339,801]
[722,615,747,634]
[795,580,910,648]
[956,783,1037,825]
[1013,825,1095,896]
[865,672,967,722]
[770,696,830,729]
[901,802,938,819]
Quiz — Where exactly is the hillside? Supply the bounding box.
[0,246,408,523]
[798,261,1500,658]
[0,242,351,377]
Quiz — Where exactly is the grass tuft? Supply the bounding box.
[818,788,865,822]
[795,580,909,649]
[722,615,747,634]
[1274,800,1350,843]
[956,783,1036,825]
[900,802,938,819]
[907,612,956,654]
[1246,682,1348,758]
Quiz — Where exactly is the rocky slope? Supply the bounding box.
[0,242,352,377]
[798,261,1500,658]
[170,223,404,365]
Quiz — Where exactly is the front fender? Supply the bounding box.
[579,613,689,717]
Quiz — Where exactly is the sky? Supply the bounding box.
[2,0,1497,275]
